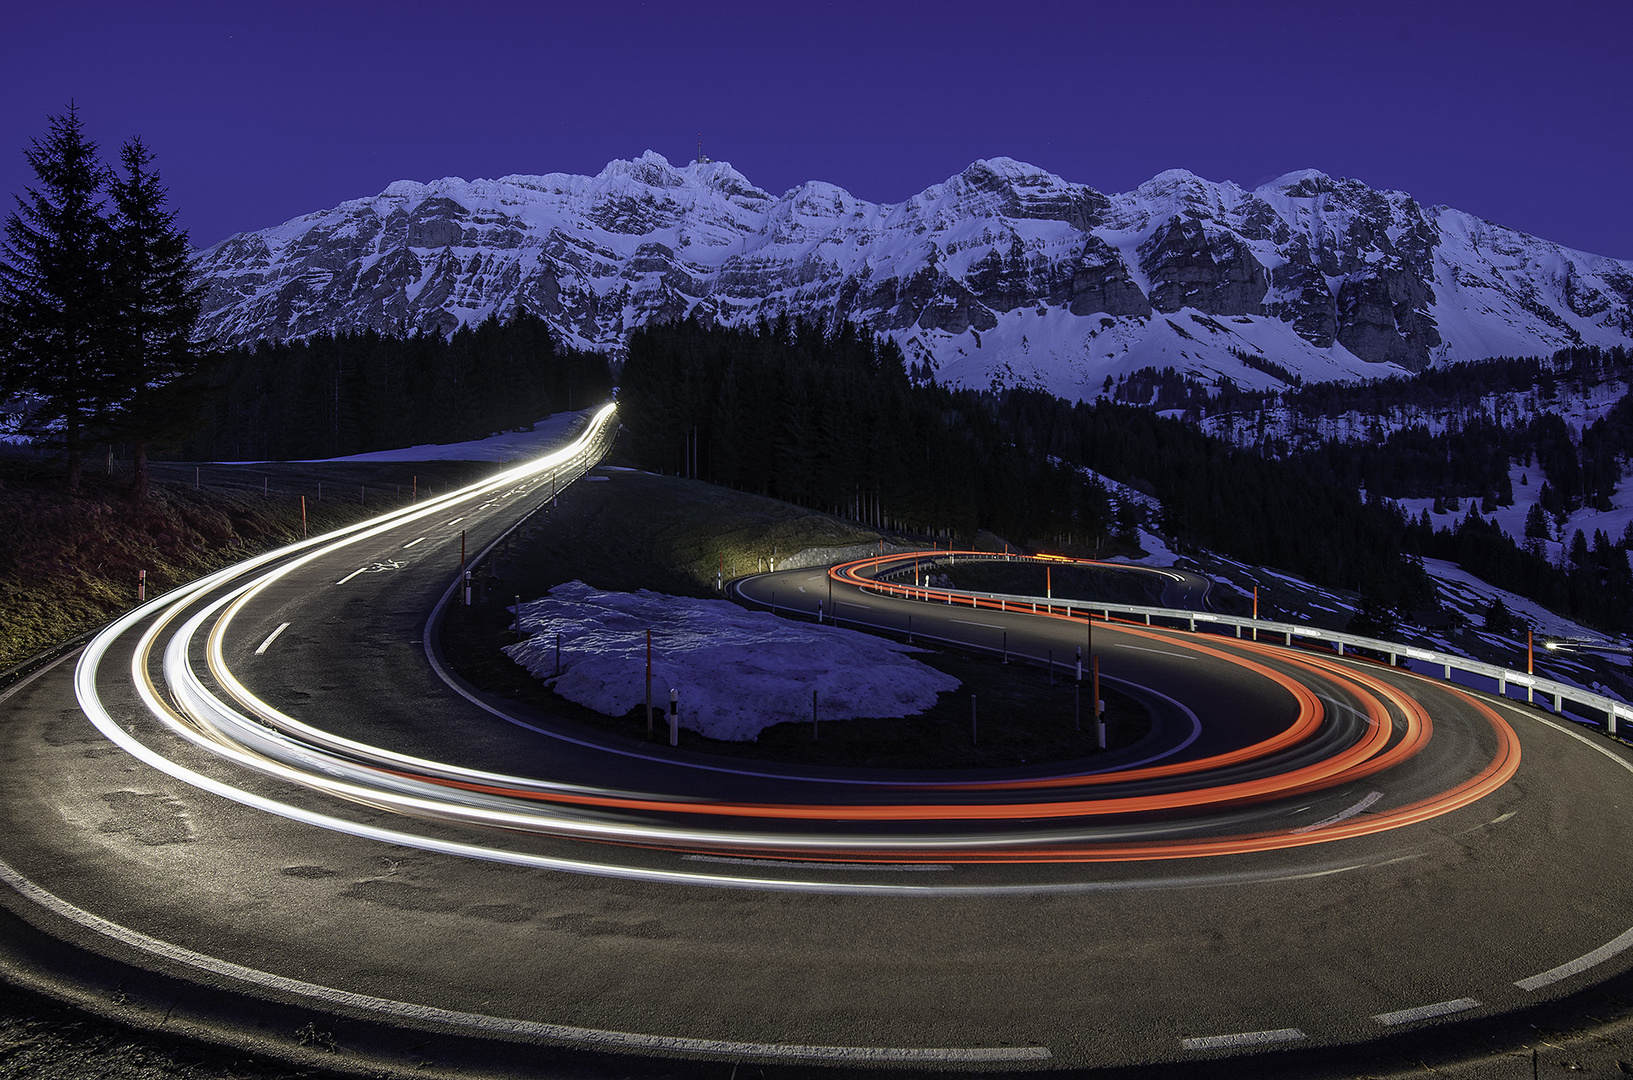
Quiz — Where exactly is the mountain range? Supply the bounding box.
[192,153,1633,397]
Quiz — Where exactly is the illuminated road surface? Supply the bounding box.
[3,407,1633,1072]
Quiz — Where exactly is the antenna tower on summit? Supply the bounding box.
[696,133,710,165]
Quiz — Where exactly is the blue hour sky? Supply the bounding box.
[4,0,1630,257]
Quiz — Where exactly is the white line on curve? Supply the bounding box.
[1181,1028,1305,1051]
[0,855,1047,1063]
[1502,705,1633,992]
[403,537,426,548]
[950,619,1002,629]
[684,856,952,873]
[1372,998,1480,1025]
[445,516,464,525]
[1518,927,1633,992]
[253,623,289,655]
[335,567,367,586]
[1292,791,1383,834]
[1117,644,1196,661]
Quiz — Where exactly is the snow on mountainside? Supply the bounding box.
[193,153,1633,398]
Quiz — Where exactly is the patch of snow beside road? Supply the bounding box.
[504,582,960,741]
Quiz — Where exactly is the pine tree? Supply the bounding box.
[0,105,116,492]
[105,137,208,500]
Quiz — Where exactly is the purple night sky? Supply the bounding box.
[4,1,1630,258]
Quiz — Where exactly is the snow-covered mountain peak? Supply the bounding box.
[191,156,1633,397]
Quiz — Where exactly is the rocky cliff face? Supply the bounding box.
[193,154,1633,398]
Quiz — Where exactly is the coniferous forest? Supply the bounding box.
[616,316,1435,615]
[176,312,612,461]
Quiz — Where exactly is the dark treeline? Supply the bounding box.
[618,314,1114,541]
[618,316,1433,612]
[1406,508,1633,635]
[1288,345,1631,417]
[1308,388,1633,514]
[178,312,611,461]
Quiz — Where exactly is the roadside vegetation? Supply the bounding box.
[0,455,483,671]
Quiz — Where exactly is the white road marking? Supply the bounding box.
[684,856,951,873]
[1117,644,1195,660]
[335,567,367,586]
[1373,998,1480,1025]
[446,516,464,525]
[1292,791,1383,834]
[1182,1028,1305,1051]
[402,537,427,548]
[253,623,289,655]
[951,619,1002,629]
[0,855,1047,1062]
[1517,926,1633,991]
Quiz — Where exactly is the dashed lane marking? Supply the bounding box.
[1373,998,1480,1025]
[335,567,367,586]
[403,537,427,548]
[1182,1028,1305,1051]
[253,623,289,655]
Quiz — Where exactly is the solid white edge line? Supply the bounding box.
[0,855,1047,1062]
[1181,1028,1305,1050]
[683,856,953,872]
[253,622,290,655]
[1500,703,1633,992]
[335,567,367,586]
[1372,998,1480,1025]
[1517,926,1633,992]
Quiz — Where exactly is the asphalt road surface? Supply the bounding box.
[4,409,1633,1077]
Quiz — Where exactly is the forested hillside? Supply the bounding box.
[617,316,1433,613]
[178,312,611,461]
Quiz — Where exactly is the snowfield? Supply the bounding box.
[504,582,960,741]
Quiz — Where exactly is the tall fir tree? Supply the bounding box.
[0,105,117,493]
[105,137,208,500]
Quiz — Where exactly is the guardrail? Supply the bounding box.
[833,551,1633,740]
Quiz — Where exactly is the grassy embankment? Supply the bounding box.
[442,466,1150,769]
[0,455,486,671]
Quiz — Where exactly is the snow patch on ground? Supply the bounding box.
[504,582,960,741]
[1109,528,1183,568]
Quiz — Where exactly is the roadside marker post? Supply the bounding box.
[513,595,521,640]
[1094,654,1105,749]
[137,569,146,603]
[463,570,472,607]
[645,630,653,738]
[1002,630,1008,664]
[669,689,679,747]
[1075,645,1082,732]
[300,496,307,537]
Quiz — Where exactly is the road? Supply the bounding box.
[3,411,1633,1076]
